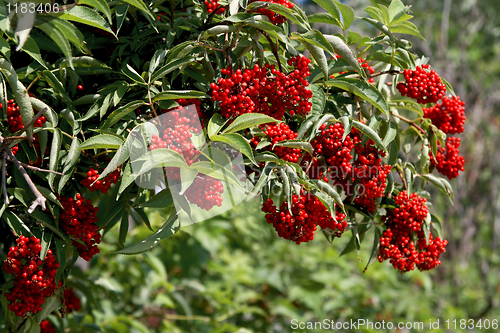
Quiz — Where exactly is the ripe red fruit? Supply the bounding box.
[77,84,84,91]
[423,96,466,134]
[429,137,465,180]
[396,64,446,104]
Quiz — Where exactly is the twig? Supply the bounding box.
[391,112,426,134]
[370,69,403,79]
[15,161,63,175]
[81,150,102,171]
[0,135,46,213]
[260,30,282,72]
[2,152,9,205]
[196,41,225,52]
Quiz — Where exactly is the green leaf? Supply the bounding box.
[58,137,81,193]
[21,37,47,69]
[114,213,179,255]
[312,179,345,212]
[245,17,292,48]
[152,90,208,102]
[40,70,73,108]
[422,174,454,200]
[387,0,405,22]
[340,115,352,142]
[247,2,310,30]
[273,140,313,156]
[148,49,168,78]
[208,113,228,138]
[223,113,279,134]
[150,57,196,82]
[324,34,366,79]
[296,114,321,139]
[120,0,155,20]
[296,30,335,55]
[382,121,397,147]
[78,134,124,150]
[327,78,388,116]
[363,226,381,272]
[102,100,146,128]
[55,6,114,36]
[211,133,258,166]
[364,6,388,25]
[301,40,329,78]
[2,210,31,236]
[136,189,173,209]
[179,167,198,195]
[336,1,355,29]
[310,0,342,28]
[308,12,337,25]
[48,128,62,190]
[390,21,424,39]
[122,64,146,84]
[441,77,456,96]
[38,16,88,55]
[352,120,387,152]
[361,17,394,42]
[78,0,112,23]
[118,210,129,247]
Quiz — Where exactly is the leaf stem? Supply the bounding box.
[391,112,425,134]
[260,30,282,73]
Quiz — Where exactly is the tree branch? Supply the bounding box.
[2,152,9,205]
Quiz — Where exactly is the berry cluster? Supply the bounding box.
[429,137,465,180]
[183,173,224,210]
[81,166,121,193]
[204,0,225,14]
[162,98,204,122]
[63,288,82,313]
[3,98,48,164]
[210,56,312,119]
[59,194,101,261]
[396,65,446,104]
[261,191,346,244]
[3,236,60,317]
[378,191,447,273]
[251,122,302,163]
[249,0,294,25]
[40,320,56,333]
[423,96,466,134]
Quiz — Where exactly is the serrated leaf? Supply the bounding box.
[78,0,112,23]
[54,6,115,36]
[48,128,61,190]
[324,35,366,79]
[150,57,196,82]
[245,17,292,48]
[441,77,456,97]
[58,137,81,193]
[310,0,342,28]
[327,78,389,116]
[301,39,329,78]
[102,100,146,128]
[223,113,278,134]
[208,113,228,138]
[382,121,397,147]
[78,134,124,150]
[422,174,454,201]
[152,90,208,102]
[211,133,258,166]
[312,179,344,212]
[361,17,394,42]
[136,189,173,208]
[336,1,355,29]
[390,21,424,39]
[363,226,381,272]
[114,213,179,255]
[2,210,31,236]
[308,114,335,141]
[352,120,386,152]
[296,114,321,139]
[274,140,313,156]
[340,115,351,142]
[122,64,146,84]
[148,49,168,78]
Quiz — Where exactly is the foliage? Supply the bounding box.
[0,0,476,330]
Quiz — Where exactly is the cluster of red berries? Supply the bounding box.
[249,0,294,25]
[261,190,346,244]
[378,191,447,273]
[40,320,56,333]
[81,167,121,193]
[429,137,465,180]
[63,288,82,313]
[423,96,465,134]
[396,65,446,104]
[331,55,375,83]
[59,194,101,261]
[204,0,225,13]
[3,98,48,164]
[183,173,224,210]
[3,236,60,317]
[162,98,204,122]
[251,122,302,163]
[210,56,312,119]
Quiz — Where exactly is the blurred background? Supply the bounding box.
[63,0,500,332]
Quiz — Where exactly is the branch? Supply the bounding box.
[0,135,46,213]
[14,161,63,175]
[391,112,426,134]
[260,30,282,73]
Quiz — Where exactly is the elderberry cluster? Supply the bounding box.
[59,194,101,261]
[204,0,225,13]
[423,96,466,134]
[251,122,302,163]
[378,191,447,273]
[3,236,60,317]
[396,65,446,104]
[183,174,224,210]
[249,0,293,25]
[261,190,346,244]
[63,288,82,313]
[3,98,48,164]
[40,320,56,333]
[429,137,465,180]
[81,167,121,193]
[210,56,312,119]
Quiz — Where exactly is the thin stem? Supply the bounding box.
[2,152,9,205]
[1,135,46,213]
[26,75,40,92]
[396,165,408,191]
[15,161,63,175]
[261,30,282,72]
[370,69,403,79]
[391,112,426,134]
[20,107,48,135]
[170,0,175,26]
[196,41,225,52]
